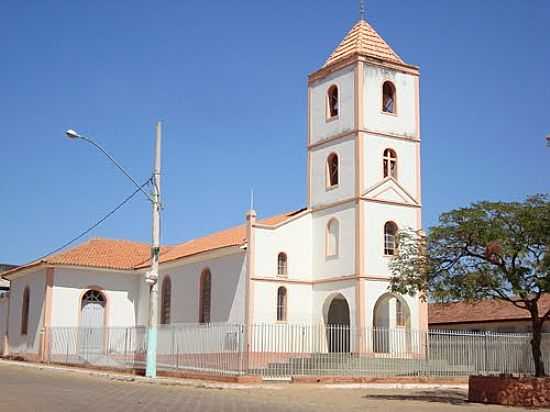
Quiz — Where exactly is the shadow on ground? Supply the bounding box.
[363,389,468,406]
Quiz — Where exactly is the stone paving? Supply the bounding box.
[0,362,538,411]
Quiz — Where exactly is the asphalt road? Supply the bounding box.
[0,362,535,412]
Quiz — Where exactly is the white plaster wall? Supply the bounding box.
[310,66,355,144]
[252,281,313,324]
[8,269,46,354]
[363,200,419,276]
[363,134,419,200]
[159,251,246,324]
[312,202,356,279]
[50,267,141,327]
[310,137,356,208]
[254,213,312,280]
[136,272,150,326]
[363,65,418,138]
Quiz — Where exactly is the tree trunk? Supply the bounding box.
[530,306,546,377]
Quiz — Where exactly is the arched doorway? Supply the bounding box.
[80,289,106,356]
[325,295,350,353]
[373,294,410,353]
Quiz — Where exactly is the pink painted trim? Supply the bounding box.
[244,210,256,362]
[361,197,421,209]
[41,268,54,361]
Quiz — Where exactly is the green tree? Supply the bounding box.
[390,194,550,377]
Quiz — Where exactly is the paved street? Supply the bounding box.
[0,362,538,411]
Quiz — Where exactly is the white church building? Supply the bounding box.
[1,17,426,361]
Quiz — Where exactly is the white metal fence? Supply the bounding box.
[45,324,550,378]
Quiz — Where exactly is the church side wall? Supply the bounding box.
[310,65,355,144]
[363,66,418,138]
[254,213,312,280]
[51,267,141,327]
[8,269,46,357]
[159,251,246,324]
[253,282,312,324]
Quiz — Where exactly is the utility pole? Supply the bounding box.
[145,121,162,378]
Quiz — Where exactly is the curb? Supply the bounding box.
[0,359,469,391]
[0,359,277,390]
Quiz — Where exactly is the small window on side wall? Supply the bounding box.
[277,287,287,322]
[384,221,398,255]
[277,252,288,277]
[327,85,339,119]
[327,153,339,188]
[382,81,396,114]
[199,269,211,324]
[383,149,397,179]
[21,287,30,336]
[161,276,171,325]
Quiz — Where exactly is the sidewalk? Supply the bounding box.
[0,358,468,391]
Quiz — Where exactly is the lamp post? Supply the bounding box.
[65,122,162,378]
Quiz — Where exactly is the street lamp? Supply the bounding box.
[65,123,162,379]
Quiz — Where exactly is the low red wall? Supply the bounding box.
[469,375,550,408]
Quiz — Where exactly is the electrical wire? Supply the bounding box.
[35,178,152,261]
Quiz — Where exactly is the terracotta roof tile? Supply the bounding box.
[324,20,403,68]
[1,209,304,277]
[429,295,550,325]
[151,209,304,267]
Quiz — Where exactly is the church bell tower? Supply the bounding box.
[307,15,425,341]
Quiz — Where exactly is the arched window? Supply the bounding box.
[277,287,287,322]
[327,85,339,118]
[277,252,288,277]
[161,276,171,325]
[384,221,398,255]
[383,149,397,179]
[199,269,211,324]
[382,81,396,113]
[327,218,340,257]
[327,153,339,188]
[21,287,30,336]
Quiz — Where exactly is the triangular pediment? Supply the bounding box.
[362,178,419,206]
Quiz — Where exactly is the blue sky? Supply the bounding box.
[1,0,548,265]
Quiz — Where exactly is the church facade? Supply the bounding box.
[1,18,426,360]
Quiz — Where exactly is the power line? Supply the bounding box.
[36,178,152,261]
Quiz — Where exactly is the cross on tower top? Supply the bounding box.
[359,0,365,21]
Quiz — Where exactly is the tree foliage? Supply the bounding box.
[390,194,550,376]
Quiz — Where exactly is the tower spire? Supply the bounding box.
[359,0,365,21]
